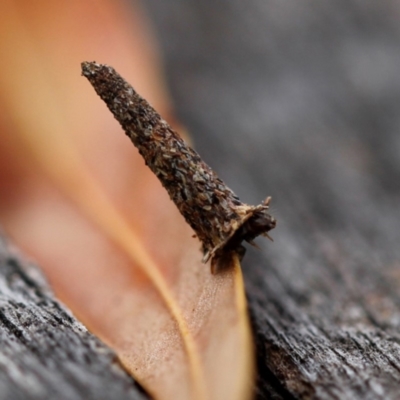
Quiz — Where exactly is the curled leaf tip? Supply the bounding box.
[81,61,276,272]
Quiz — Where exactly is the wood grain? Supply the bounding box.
[0,236,147,400]
[144,1,400,398]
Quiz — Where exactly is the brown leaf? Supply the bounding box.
[0,1,254,399]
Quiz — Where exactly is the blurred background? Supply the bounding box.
[2,0,400,328]
[143,1,400,326]
[3,2,400,397]
[145,1,400,206]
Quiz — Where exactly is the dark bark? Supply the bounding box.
[144,1,400,398]
[0,235,147,400]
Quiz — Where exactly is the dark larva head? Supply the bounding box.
[241,209,276,242]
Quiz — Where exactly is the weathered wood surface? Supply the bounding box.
[0,235,147,400]
[145,1,400,398]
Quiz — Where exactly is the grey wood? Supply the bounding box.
[0,235,147,400]
[144,1,400,398]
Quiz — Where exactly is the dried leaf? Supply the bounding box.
[0,1,254,399]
